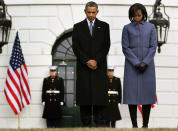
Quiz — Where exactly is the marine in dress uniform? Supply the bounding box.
[72,1,110,127]
[42,66,64,128]
[103,67,122,128]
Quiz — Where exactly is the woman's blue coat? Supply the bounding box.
[122,21,157,105]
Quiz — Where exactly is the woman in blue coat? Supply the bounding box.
[121,3,157,128]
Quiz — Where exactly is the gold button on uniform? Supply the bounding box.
[54,99,56,101]
[109,99,111,103]
[50,99,52,102]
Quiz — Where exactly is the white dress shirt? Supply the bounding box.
[86,18,95,28]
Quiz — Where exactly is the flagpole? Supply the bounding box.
[18,114,20,129]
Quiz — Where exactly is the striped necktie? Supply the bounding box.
[89,21,93,36]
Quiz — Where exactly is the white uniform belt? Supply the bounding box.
[46,90,60,94]
[108,91,118,95]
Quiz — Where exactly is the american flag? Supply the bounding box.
[4,32,31,115]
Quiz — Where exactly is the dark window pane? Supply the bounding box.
[64,80,66,87]
[67,37,72,46]
[65,94,74,107]
[63,40,71,48]
[58,67,66,79]
[66,51,74,56]
[66,67,74,79]
[55,52,65,57]
[66,80,74,93]
[69,48,73,53]
[57,44,67,52]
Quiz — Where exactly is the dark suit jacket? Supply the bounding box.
[42,76,64,119]
[72,18,110,105]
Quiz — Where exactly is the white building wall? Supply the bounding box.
[0,0,177,128]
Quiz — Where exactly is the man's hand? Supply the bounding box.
[87,60,97,70]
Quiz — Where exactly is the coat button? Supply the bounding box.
[108,94,110,96]
[54,99,56,101]
[109,99,111,103]
[50,99,52,102]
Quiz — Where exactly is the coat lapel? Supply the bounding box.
[82,18,100,38]
[92,18,99,38]
[82,19,92,38]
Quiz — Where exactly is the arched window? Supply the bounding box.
[52,31,75,60]
[52,30,76,107]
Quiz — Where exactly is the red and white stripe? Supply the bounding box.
[137,96,158,118]
[4,64,31,115]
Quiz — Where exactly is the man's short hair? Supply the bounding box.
[85,1,98,10]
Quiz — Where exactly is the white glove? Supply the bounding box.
[42,102,45,106]
[60,102,64,106]
[118,103,121,107]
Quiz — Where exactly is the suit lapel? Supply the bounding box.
[92,18,98,37]
[82,18,100,38]
[92,18,100,38]
[82,19,92,38]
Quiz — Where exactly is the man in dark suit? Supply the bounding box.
[72,1,110,127]
[42,66,64,128]
[103,66,122,128]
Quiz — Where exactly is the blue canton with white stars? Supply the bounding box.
[10,32,25,70]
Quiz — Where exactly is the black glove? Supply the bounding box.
[138,62,147,72]
[135,63,140,71]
